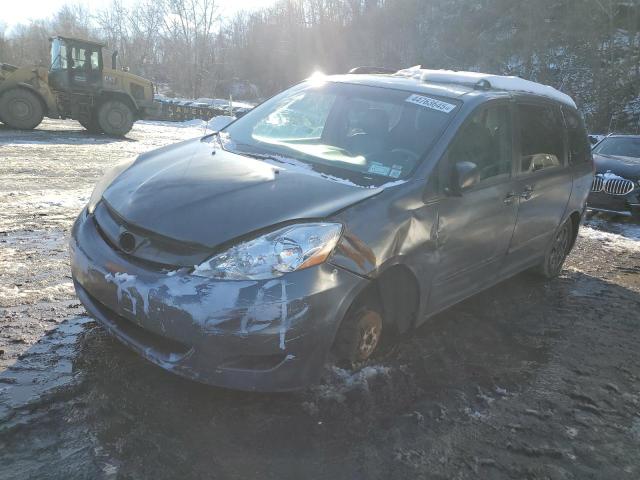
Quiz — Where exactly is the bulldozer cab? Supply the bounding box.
[49,36,104,92]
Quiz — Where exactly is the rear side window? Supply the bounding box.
[562,108,591,164]
[517,103,564,173]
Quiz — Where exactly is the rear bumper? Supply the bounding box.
[70,209,366,391]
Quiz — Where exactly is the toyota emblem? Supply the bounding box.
[119,231,136,253]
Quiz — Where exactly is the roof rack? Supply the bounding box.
[393,66,577,108]
[348,66,397,75]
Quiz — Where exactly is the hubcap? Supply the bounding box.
[11,99,31,120]
[107,109,125,127]
[357,311,382,360]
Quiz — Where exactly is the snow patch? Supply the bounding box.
[4,189,90,210]
[394,66,576,108]
[139,115,235,131]
[207,116,236,131]
[260,155,407,190]
[311,365,392,402]
[599,171,626,181]
[579,225,640,252]
[585,218,640,241]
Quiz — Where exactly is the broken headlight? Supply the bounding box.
[193,223,343,280]
[87,158,136,214]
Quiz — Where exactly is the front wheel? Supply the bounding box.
[0,88,44,130]
[535,219,573,279]
[97,99,134,137]
[333,306,383,366]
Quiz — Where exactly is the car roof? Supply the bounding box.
[604,134,640,139]
[327,73,496,103]
[326,68,576,108]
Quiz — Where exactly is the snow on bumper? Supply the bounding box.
[70,210,365,391]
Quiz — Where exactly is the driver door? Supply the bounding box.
[428,101,520,314]
[69,45,102,90]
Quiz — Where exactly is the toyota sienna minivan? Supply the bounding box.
[70,68,593,391]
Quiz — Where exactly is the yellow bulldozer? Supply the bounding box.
[0,36,156,136]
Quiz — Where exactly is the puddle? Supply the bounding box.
[0,316,93,425]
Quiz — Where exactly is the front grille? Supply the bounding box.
[591,176,604,192]
[94,201,210,268]
[604,178,635,196]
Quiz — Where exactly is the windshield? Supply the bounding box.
[50,38,67,70]
[220,80,459,186]
[593,137,640,160]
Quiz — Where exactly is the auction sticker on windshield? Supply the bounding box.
[368,162,391,176]
[406,94,456,113]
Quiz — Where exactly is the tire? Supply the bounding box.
[97,99,134,137]
[333,306,383,365]
[79,116,103,134]
[0,88,44,130]
[535,219,573,279]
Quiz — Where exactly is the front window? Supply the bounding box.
[593,137,640,160]
[220,81,459,186]
[69,46,99,71]
[447,103,512,184]
[50,38,67,70]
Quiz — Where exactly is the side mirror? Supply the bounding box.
[447,161,479,196]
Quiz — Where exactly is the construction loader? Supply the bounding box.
[0,36,156,136]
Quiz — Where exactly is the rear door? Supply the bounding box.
[503,100,572,274]
[563,107,594,211]
[428,101,520,313]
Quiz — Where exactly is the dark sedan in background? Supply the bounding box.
[588,135,640,218]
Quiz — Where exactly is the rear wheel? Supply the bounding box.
[535,219,573,279]
[97,99,134,137]
[333,306,383,366]
[0,88,44,130]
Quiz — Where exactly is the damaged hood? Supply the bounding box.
[594,153,640,181]
[102,137,381,248]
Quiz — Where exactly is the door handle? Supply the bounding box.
[503,192,518,204]
[520,185,534,200]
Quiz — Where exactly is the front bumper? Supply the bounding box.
[587,189,640,218]
[70,209,366,391]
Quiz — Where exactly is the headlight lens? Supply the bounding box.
[193,223,343,280]
[87,158,136,214]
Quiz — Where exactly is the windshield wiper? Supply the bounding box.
[224,142,306,166]
[236,150,277,161]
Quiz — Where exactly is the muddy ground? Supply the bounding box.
[1,118,639,479]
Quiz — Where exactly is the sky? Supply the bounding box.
[1,0,276,31]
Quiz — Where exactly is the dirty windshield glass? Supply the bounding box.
[593,137,640,160]
[221,81,459,186]
[50,38,67,70]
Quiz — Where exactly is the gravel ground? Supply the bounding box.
[1,118,639,479]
